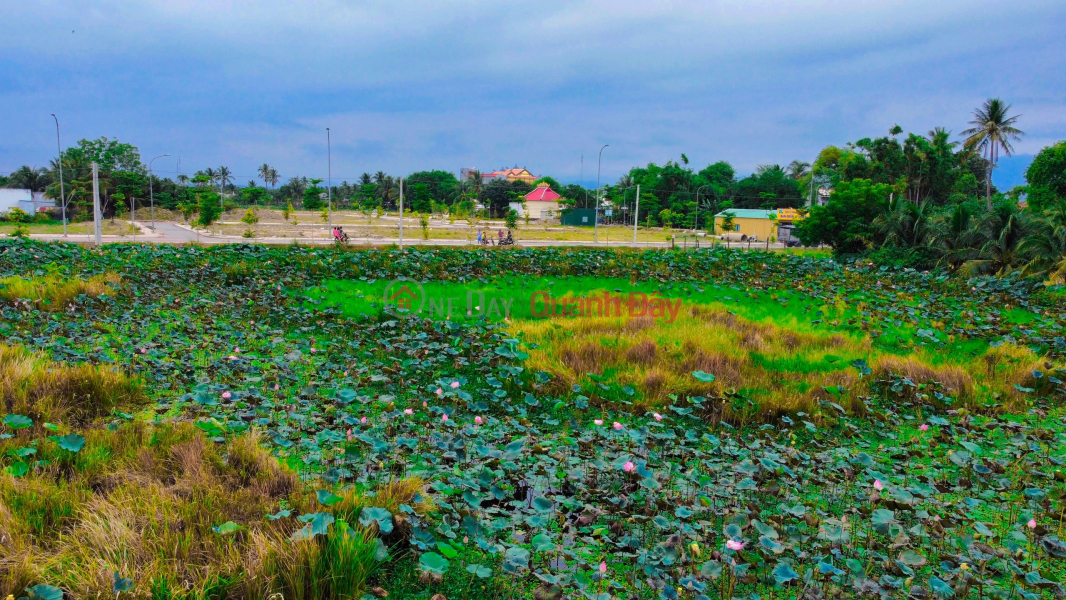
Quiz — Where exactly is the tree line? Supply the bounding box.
[2,98,1064,282]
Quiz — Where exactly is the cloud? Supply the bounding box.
[1,0,1064,183]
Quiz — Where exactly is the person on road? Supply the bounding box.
[477,231,482,244]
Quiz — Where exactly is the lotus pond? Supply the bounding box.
[1,239,1065,600]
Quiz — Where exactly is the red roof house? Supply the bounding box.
[524,183,560,202]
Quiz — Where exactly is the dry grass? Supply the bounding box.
[0,273,120,311]
[515,303,1056,420]
[0,344,416,598]
[0,420,417,598]
[0,344,143,426]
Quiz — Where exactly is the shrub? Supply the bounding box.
[6,208,30,224]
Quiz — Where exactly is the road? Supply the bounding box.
[18,221,793,250]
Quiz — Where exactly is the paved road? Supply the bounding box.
[20,221,792,250]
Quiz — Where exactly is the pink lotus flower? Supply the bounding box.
[404,408,414,415]
[140,348,147,354]
[599,561,607,575]
[475,416,483,425]
[423,401,428,407]
[652,413,663,422]
[1028,518,1037,529]
[360,416,368,424]
[436,388,443,396]
[222,391,232,400]
[344,371,348,376]
[594,419,603,426]
[726,540,744,551]
[442,414,448,422]
[346,428,353,440]
[451,381,460,388]
[873,479,883,491]
[274,384,280,390]
[228,355,238,361]
[463,536,469,543]
[613,422,623,430]
[310,347,316,353]
[233,347,240,353]
[919,424,929,431]
[623,461,635,472]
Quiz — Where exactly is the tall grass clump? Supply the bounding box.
[0,273,120,311]
[0,344,142,425]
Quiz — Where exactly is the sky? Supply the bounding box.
[1,0,1064,188]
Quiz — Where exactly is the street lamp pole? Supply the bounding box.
[50,114,67,236]
[327,128,332,235]
[695,185,709,232]
[148,154,170,231]
[595,144,608,243]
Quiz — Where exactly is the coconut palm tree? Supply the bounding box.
[931,203,980,270]
[268,168,279,189]
[785,160,811,181]
[1020,199,1066,283]
[203,168,217,190]
[961,99,1024,209]
[217,166,232,193]
[5,166,52,191]
[961,199,1029,276]
[258,163,272,188]
[874,197,933,248]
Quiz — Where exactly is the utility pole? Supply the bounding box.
[92,162,102,246]
[51,114,67,236]
[148,154,169,231]
[594,144,608,243]
[398,177,404,250]
[326,128,332,234]
[633,184,640,244]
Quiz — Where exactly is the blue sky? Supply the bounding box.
[1,1,1064,188]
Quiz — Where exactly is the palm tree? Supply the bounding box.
[961,199,1029,276]
[203,168,218,191]
[466,170,483,199]
[258,163,272,188]
[961,99,1023,209]
[218,166,232,193]
[1020,199,1066,283]
[931,203,980,270]
[785,160,811,181]
[6,166,52,191]
[874,197,932,248]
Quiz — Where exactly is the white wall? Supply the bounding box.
[0,189,32,213]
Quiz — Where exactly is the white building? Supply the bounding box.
[0,189,54,216]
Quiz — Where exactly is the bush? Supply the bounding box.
[863,245,939,270]
[505,209,519,229]
[6,208,30,224]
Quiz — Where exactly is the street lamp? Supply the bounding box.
[50,114,67,236]
[594,144,608,243]
[148,154,170,231]
[327,128,333,236]
[694,185,709,231]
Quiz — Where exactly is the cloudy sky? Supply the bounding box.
[1,0,1063,187]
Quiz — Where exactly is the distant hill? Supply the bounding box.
[993,154,1033,191]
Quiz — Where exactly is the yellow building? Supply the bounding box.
[483,167,537,184]
[713,208,804,240]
